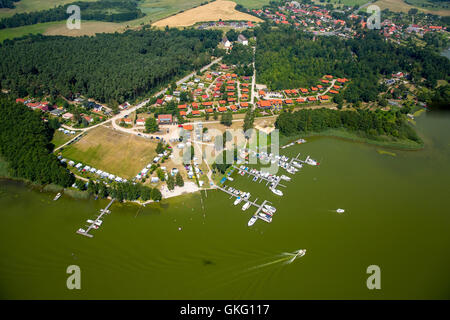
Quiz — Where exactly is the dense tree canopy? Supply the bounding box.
[0,28,222,104]
[0,0,19,9]
[275,108,421,144]
[0,95,75,186]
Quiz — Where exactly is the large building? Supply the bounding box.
[157,114,173,124]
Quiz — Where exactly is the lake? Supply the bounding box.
[0,112,449,299]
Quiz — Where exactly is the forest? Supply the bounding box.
[275,108,421,144]
[255,25,450,104]
[0,27,222,105]
[0,95,75,186]
[0,0,144,29]
[222,43,253,76]
[0,0,19,9]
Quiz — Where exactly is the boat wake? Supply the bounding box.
[248,249,307,270]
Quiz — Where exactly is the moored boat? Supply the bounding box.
[234,197,242,205]
[242,201,251,211]
[271,188,283,196]
[53,193,62,201]
[248,215,258,227]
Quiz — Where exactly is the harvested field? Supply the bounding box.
[44,21,124,37]
[153,0,262,28]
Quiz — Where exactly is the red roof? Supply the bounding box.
[218,107,227,112]
[192,110,200,115]
[319,95,329,100]
[158,114,173,122]
[179,111,187,116]
[178,104,187,109]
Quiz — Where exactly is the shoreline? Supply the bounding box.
[279,128,424,151]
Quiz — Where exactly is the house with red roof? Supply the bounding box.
[157,114,172,124]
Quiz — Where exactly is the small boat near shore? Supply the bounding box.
[53,193,62,201]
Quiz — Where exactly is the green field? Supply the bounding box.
[0,0,99,18]
[232,0,272,8]
[51,130,74,149]
[311,0,369,7]
[405,0,450,11]
[0,21,63,42]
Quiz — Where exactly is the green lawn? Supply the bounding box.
[51,130,74,149]
[0,21,63,42]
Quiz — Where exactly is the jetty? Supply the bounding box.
[76,198,115,238]
[217,185,272,223]
[232,165,286,189]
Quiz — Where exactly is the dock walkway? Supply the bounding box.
[76,198,115,238]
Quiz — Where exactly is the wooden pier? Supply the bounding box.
[217,185,271,222]
[232,165,286,189]
[76,198,115,238]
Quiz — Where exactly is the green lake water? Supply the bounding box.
[0,112,449,299]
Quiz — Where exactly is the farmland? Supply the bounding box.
[152,0,262,28]
[0,0,99,18]
[373,0,450,16]
[60,126,158,179]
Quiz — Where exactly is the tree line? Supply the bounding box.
[0,95,75,186]
[0,27,222,105]
[81,179,162,202]
[0,0,19,9]
[275,108,421,144]
[0,0,144,29]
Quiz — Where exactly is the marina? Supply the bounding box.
[217,185,274,226]
[76,198,115,238]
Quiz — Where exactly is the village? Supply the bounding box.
[8,0,445,204]
[249,1,447,41]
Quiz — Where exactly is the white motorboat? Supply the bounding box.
[234,197,242,205]
[258,212,272,223]
[53,193,62,201]
[287,249,307,263]
[264,204,277,213]
[305,156,319,166]
[271,188,283,196]
[280,175,291,181]
[227,177,234,181]
[261,208,273,216]
[248,215,258,227]
[77,228,86,233]
[242,201,251,211]
[337,208,345,213]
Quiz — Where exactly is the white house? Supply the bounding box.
[237,34,248,45]
[222,36,231,48]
